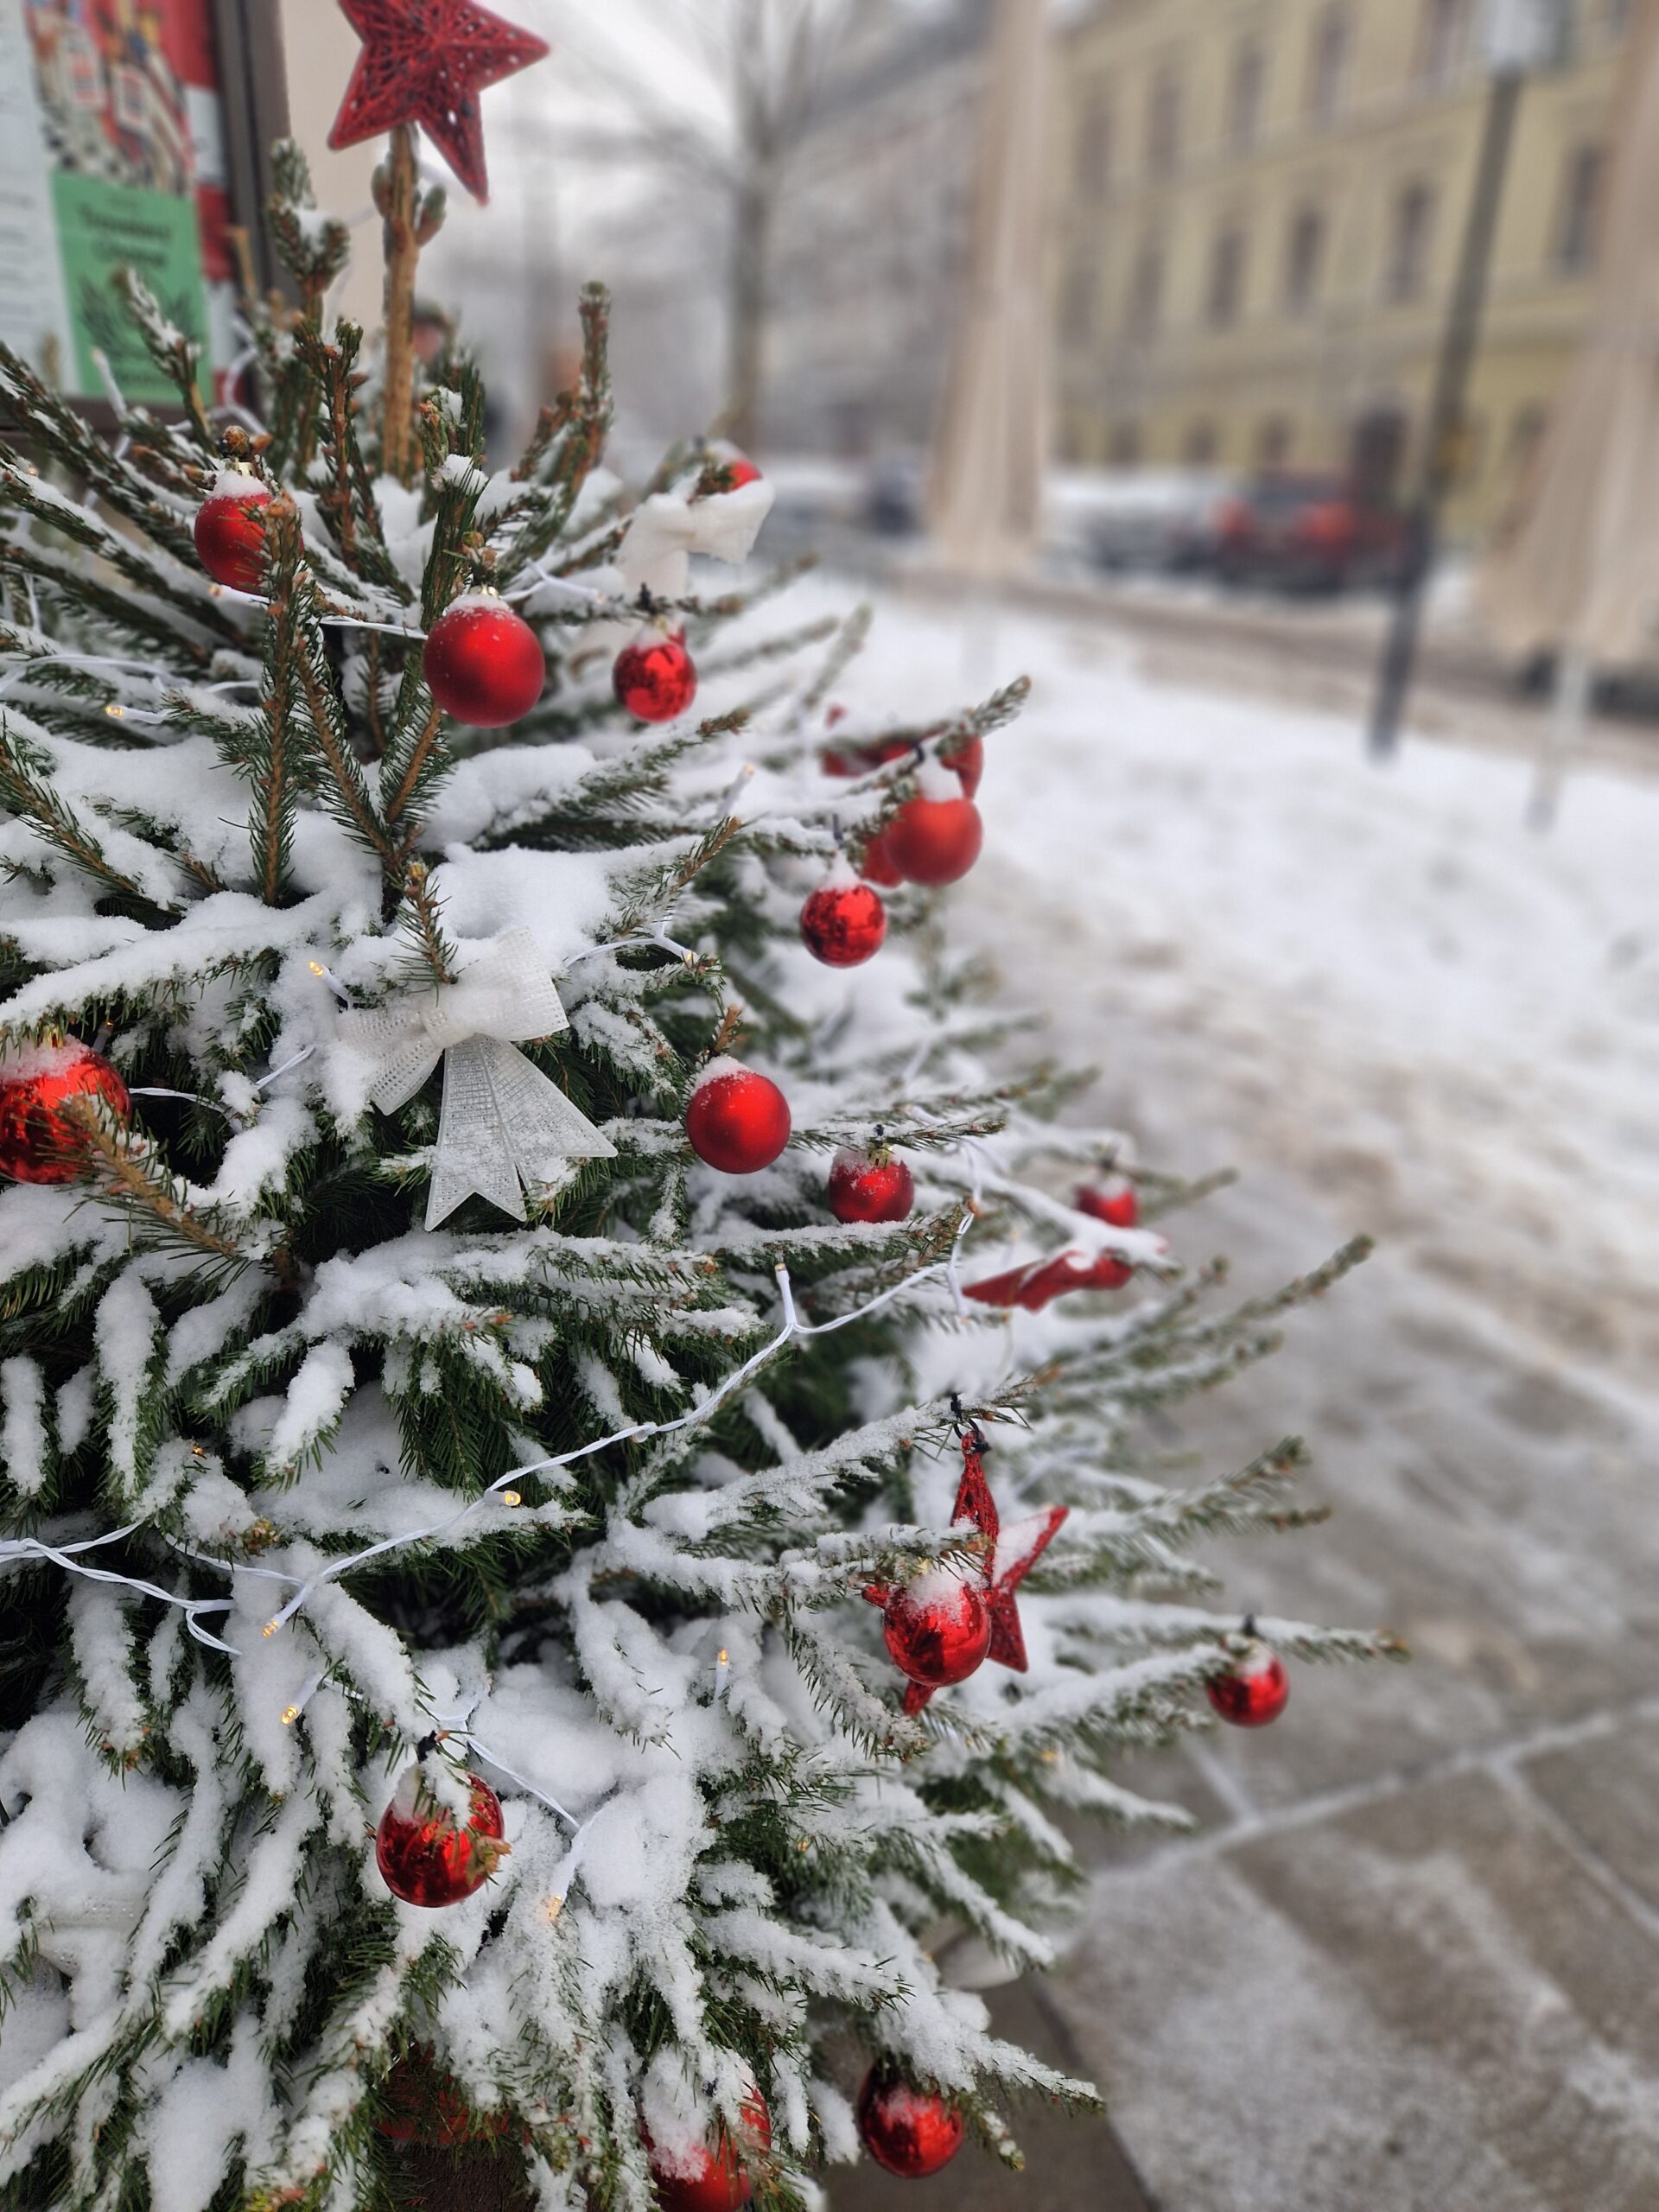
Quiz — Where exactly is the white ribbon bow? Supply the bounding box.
[618,476,773,606]
[339,928,615,1230]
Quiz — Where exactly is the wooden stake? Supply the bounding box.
[382,124,420,486]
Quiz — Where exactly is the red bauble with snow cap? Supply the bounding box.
[647,2089,772,2212]
[879,1570,991,1693]
[856,2070,964,2178]
[423,594,545,728]
[375,1764,508,1906]
[827,1141,913,1224]
[685,1058,791,1174]
[887,763,983,887]
[0,1044,130,1184]
[614,631,698,723]
[800,859,887,968]
[194,469,274,592]
[1076,1174,1139,1230]
[1206,1642,1290,1728]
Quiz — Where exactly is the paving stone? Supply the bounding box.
[1522,1713,1659,1919]
[1046,1770,1659,2211]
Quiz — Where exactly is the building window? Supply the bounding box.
[1184,421,1218,465]
[1109,422,1143,469]
[1307,4,1351,120]
[1256,416,1293,469]
[1146,65,1182,177]
[1229,38,1267,152]
[1128,240,1165,334]
[1387,181,1436,300]
[1207,226,1248,327]
[1076,82,1114,198]
[1554,143,1605,272]
[1415,0,1472,87]
[1062,261,1097,346]
[1284,205,1326,311]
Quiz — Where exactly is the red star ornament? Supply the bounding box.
[329,0,550,203]
[898,1429,1067,1713]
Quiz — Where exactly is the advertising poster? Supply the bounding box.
[0,0,236,404]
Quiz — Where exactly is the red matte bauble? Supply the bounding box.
[725,454,762,491]
[377,2052,511,2146]
[614,632,697,723]
[648,2093,772,2212]
[1206,1647,1290,1728]
[1076,1178,1139,1229]
[194,478,274,592]
[856,2072,965,2179]
[800,877,887,968]
[881,1573,990,1689]
[685,1061,791,1174]
[423,597,545,728]
[887,794,982,887]
[0,1047,130,1184]
[827,1146,913,1224]
[375,1767,507,1906]
[856,823,905,887]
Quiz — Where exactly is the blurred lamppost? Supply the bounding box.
[1367,0,1567,760]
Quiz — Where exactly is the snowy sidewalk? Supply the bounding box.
[828,589,1659,2209]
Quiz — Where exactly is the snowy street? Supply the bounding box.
[824,585,1659,2211]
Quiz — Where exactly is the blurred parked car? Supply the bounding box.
[864,455,924,536]
[1047,469,1233,575]
[1212,474,1417,592]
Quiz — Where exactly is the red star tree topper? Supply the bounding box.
[328,0,550,202]
[899,1428,1068,1714]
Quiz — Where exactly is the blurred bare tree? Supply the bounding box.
[548,0,890,448]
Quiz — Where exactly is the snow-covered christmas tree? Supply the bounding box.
[0,12,1400,2210]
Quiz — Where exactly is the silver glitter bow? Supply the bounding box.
[340,928,614,1230]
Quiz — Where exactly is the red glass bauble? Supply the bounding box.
[685,1058,791,1174]
[194,476,274,593]
[856,2071,964,2179]
[1076,1177,1139,1229]
[800,870,887,967]
[827,1146,913,1224]
[0,1046,130,1185]
[856,823,905,887]
[880,1572,990,1689]
[887,793,983,887]
[648,2092,772,2212]
[423,595,545,728]
[613,632,697,723]
[1206,1646,1290,1728]
[725,454,763,491]
[374,1766,507,1906]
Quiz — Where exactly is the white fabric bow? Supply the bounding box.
[338,928,615,1230]
[619,477,773,604]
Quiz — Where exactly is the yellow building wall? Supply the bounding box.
[1053,0,1631,542]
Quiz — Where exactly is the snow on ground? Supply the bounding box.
[784,581,1659,2212]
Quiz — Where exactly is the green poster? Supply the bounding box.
[50,169,209,404]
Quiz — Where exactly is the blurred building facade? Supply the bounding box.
[764,0,991,456]
[1054,0,1634,538]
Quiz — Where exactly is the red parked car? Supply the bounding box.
[1211,474,1417,593]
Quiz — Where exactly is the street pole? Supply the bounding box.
[1367,62,1525,760]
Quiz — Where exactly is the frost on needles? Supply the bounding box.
[0,142,1400,2212]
